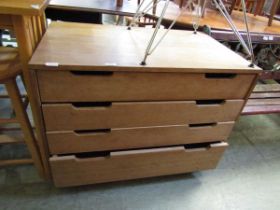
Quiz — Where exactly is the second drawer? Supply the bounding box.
[47,122,234,154]
[43,100,244,131]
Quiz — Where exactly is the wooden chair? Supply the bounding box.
[231,0,265,16]
[0,1,50,178]
[0,47,42,170]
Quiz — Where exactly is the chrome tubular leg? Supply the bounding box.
[241,0,255,66]
[128,0,147,29]
[193,0,202,34]
[148,2,194,55]
[213,0,252,58]
[141,0,170,65]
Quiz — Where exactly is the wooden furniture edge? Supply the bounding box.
[28,65,261,74]
[0,0,51,16]
[29,68,51,180]
[240,74,260,115]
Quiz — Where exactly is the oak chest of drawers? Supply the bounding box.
[29,22,260,187]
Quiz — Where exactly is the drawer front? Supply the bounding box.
[37,71,255,102]
[47,122,234,154]
[50,142,228,187]
[43,100,244,131]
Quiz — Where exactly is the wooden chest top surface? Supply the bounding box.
[0,0,50,15]
[29,21,261,73]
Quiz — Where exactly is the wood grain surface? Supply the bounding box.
[50,142,228,187]
[47,122,234,154]
[29,22,261,72]
[42,100,244,131]
[37,71,256,102]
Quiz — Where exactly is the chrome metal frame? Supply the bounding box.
[129,0,255,67]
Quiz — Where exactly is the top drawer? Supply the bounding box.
[36,71,255,102]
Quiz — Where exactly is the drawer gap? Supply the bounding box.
[196,99,225,105]
[74,129,111,135]
[57,141,221,158]
[189,122,217,128]
[184,141,220,149]
[205,73,237,79]
[70,71,114,76]
[72,102,112,108]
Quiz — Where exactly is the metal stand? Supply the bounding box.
[213,0,255,67]
[129,0,255,67]
[128,0,202,65]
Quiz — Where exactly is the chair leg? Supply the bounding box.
[229,0,237,14]
[268,0,280,26]
[179,0,184,8]
[4,78,44,177]
[0,29,2,47]
[254,0,265,16]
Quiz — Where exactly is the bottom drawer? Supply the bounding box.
[47,122,234,154]
[50,142,228,187]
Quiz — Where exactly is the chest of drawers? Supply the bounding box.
[29,22,260,187]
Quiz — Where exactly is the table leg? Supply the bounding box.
[12,15,50,180]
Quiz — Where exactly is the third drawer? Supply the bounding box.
[47,122,234,154]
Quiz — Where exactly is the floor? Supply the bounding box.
[0,110,280,209]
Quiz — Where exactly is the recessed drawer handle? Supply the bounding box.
[74,129,111,135]
[72,102,112,108]
[196,99,225,105]
[70,71,114,76]
[76,151,111,159]
[205,73,237,79]
[189,122,217,128]
[184,141,222,150]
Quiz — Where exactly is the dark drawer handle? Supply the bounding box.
[75,142,218,159]
[74,129,111,135]
[196,99,225,105]
[70,71,114,76]
[76,151,111,159]
[205,73,237,79]
[184,141,220,149]
[72,102,112,108]
[189,122,217,128]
